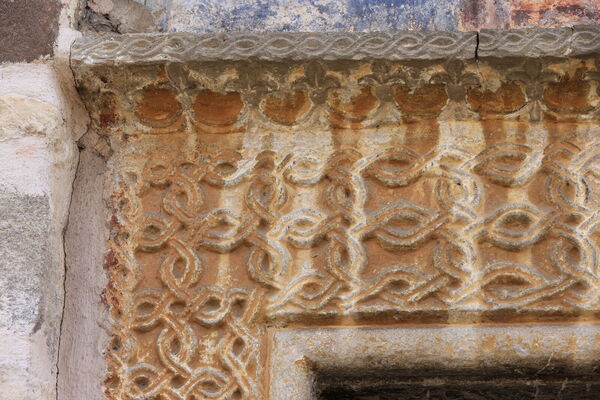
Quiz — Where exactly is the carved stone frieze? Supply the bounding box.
[70,30,600,400]
[75,59,600,138]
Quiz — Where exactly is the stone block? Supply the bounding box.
[478,27,573,57]
[0,0,61,63]
[72,31,478,64]
[0,61,86,399]
[571,24,600,56]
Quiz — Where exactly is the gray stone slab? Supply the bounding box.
[478,27,573,58]
[571,25,600,56]
[71,27,600,66]
[0,189,50,334]
[71,31,478,64]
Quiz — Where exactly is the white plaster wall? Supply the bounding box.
[0,1,88,398]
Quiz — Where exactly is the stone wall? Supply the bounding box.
[0,1,88,399]
[1,1,600,400]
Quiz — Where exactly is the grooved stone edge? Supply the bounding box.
[71,26,600,66]
[71,31,477,64]
[478,25,600,58]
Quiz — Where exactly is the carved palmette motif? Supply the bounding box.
[105,136,600,399]
[82,57,600,138]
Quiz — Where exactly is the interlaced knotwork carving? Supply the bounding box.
[105,135,600,399]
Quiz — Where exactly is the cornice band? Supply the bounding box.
[71,26,600,66]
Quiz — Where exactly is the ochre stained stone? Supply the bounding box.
[192,90,244,133]
[394,84,448,117]
[135,87,182,128]
[467,82,527,116]
[260,90,311,125]
[543,70,593,114]
[71,53,600,400]
[328,86,379,127]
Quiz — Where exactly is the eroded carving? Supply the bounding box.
[69,37,600,399]
[104,136,600,398]
[75,58,600,139]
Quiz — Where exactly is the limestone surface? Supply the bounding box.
[71,31,600,399]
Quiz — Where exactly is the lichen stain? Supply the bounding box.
[261,90,311,126]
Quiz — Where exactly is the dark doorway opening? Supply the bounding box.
[318,375,600,399]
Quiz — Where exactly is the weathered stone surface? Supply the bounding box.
[0,5,89,396]
[58,131,111,400]
[572,25,600,55]
[62,19,600,399]
[72,31,478,64]
[0,92,67,399]
[478,27,573,57]
[272,325,600,399]
[460,0,600,31]
[0,0,61,63]
[0,191,54,399]
[0,191,50,334]
[478,25,600,58]
[164,0,461,32]
[70,40,600,398]
[72,28,600,68]
[130,0,600,33]
[87,0,160,33]
[73,57,600,134]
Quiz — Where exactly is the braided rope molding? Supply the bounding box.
[71,32,476,64]
[478,25,600,57]
[71,27,600,66]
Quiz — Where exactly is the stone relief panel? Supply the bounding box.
[78,58,600,138]
[72,37,600,399]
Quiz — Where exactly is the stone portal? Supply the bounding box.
[71,29,600,399]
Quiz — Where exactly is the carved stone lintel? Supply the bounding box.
[73,27,600,400]
[71,31,478,64]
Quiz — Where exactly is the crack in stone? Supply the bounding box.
[55,129,85,400]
